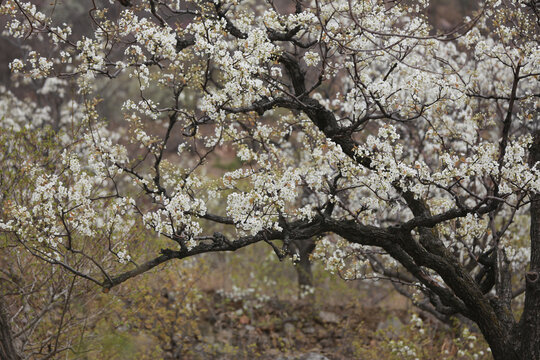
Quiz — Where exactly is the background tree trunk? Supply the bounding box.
[292,239,316,294]
[0,297,21,360]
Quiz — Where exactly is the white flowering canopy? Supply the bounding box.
[0,0,539,357]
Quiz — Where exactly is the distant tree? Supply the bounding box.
[0,0,539,358]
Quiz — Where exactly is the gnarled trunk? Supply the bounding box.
[476,325,520,360]
[473,131,540,360]
[517,130,540,359]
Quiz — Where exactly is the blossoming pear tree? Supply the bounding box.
[0,0,539,358]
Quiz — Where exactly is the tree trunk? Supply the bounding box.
[475,131,540,360]
[0,297,21,360]
[518,130,540,359]
[292,239,316,294]
[477,326,520,360]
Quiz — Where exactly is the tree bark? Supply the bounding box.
[518,130,540,359]
[292,239,316,293]
[0,297,21,360]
